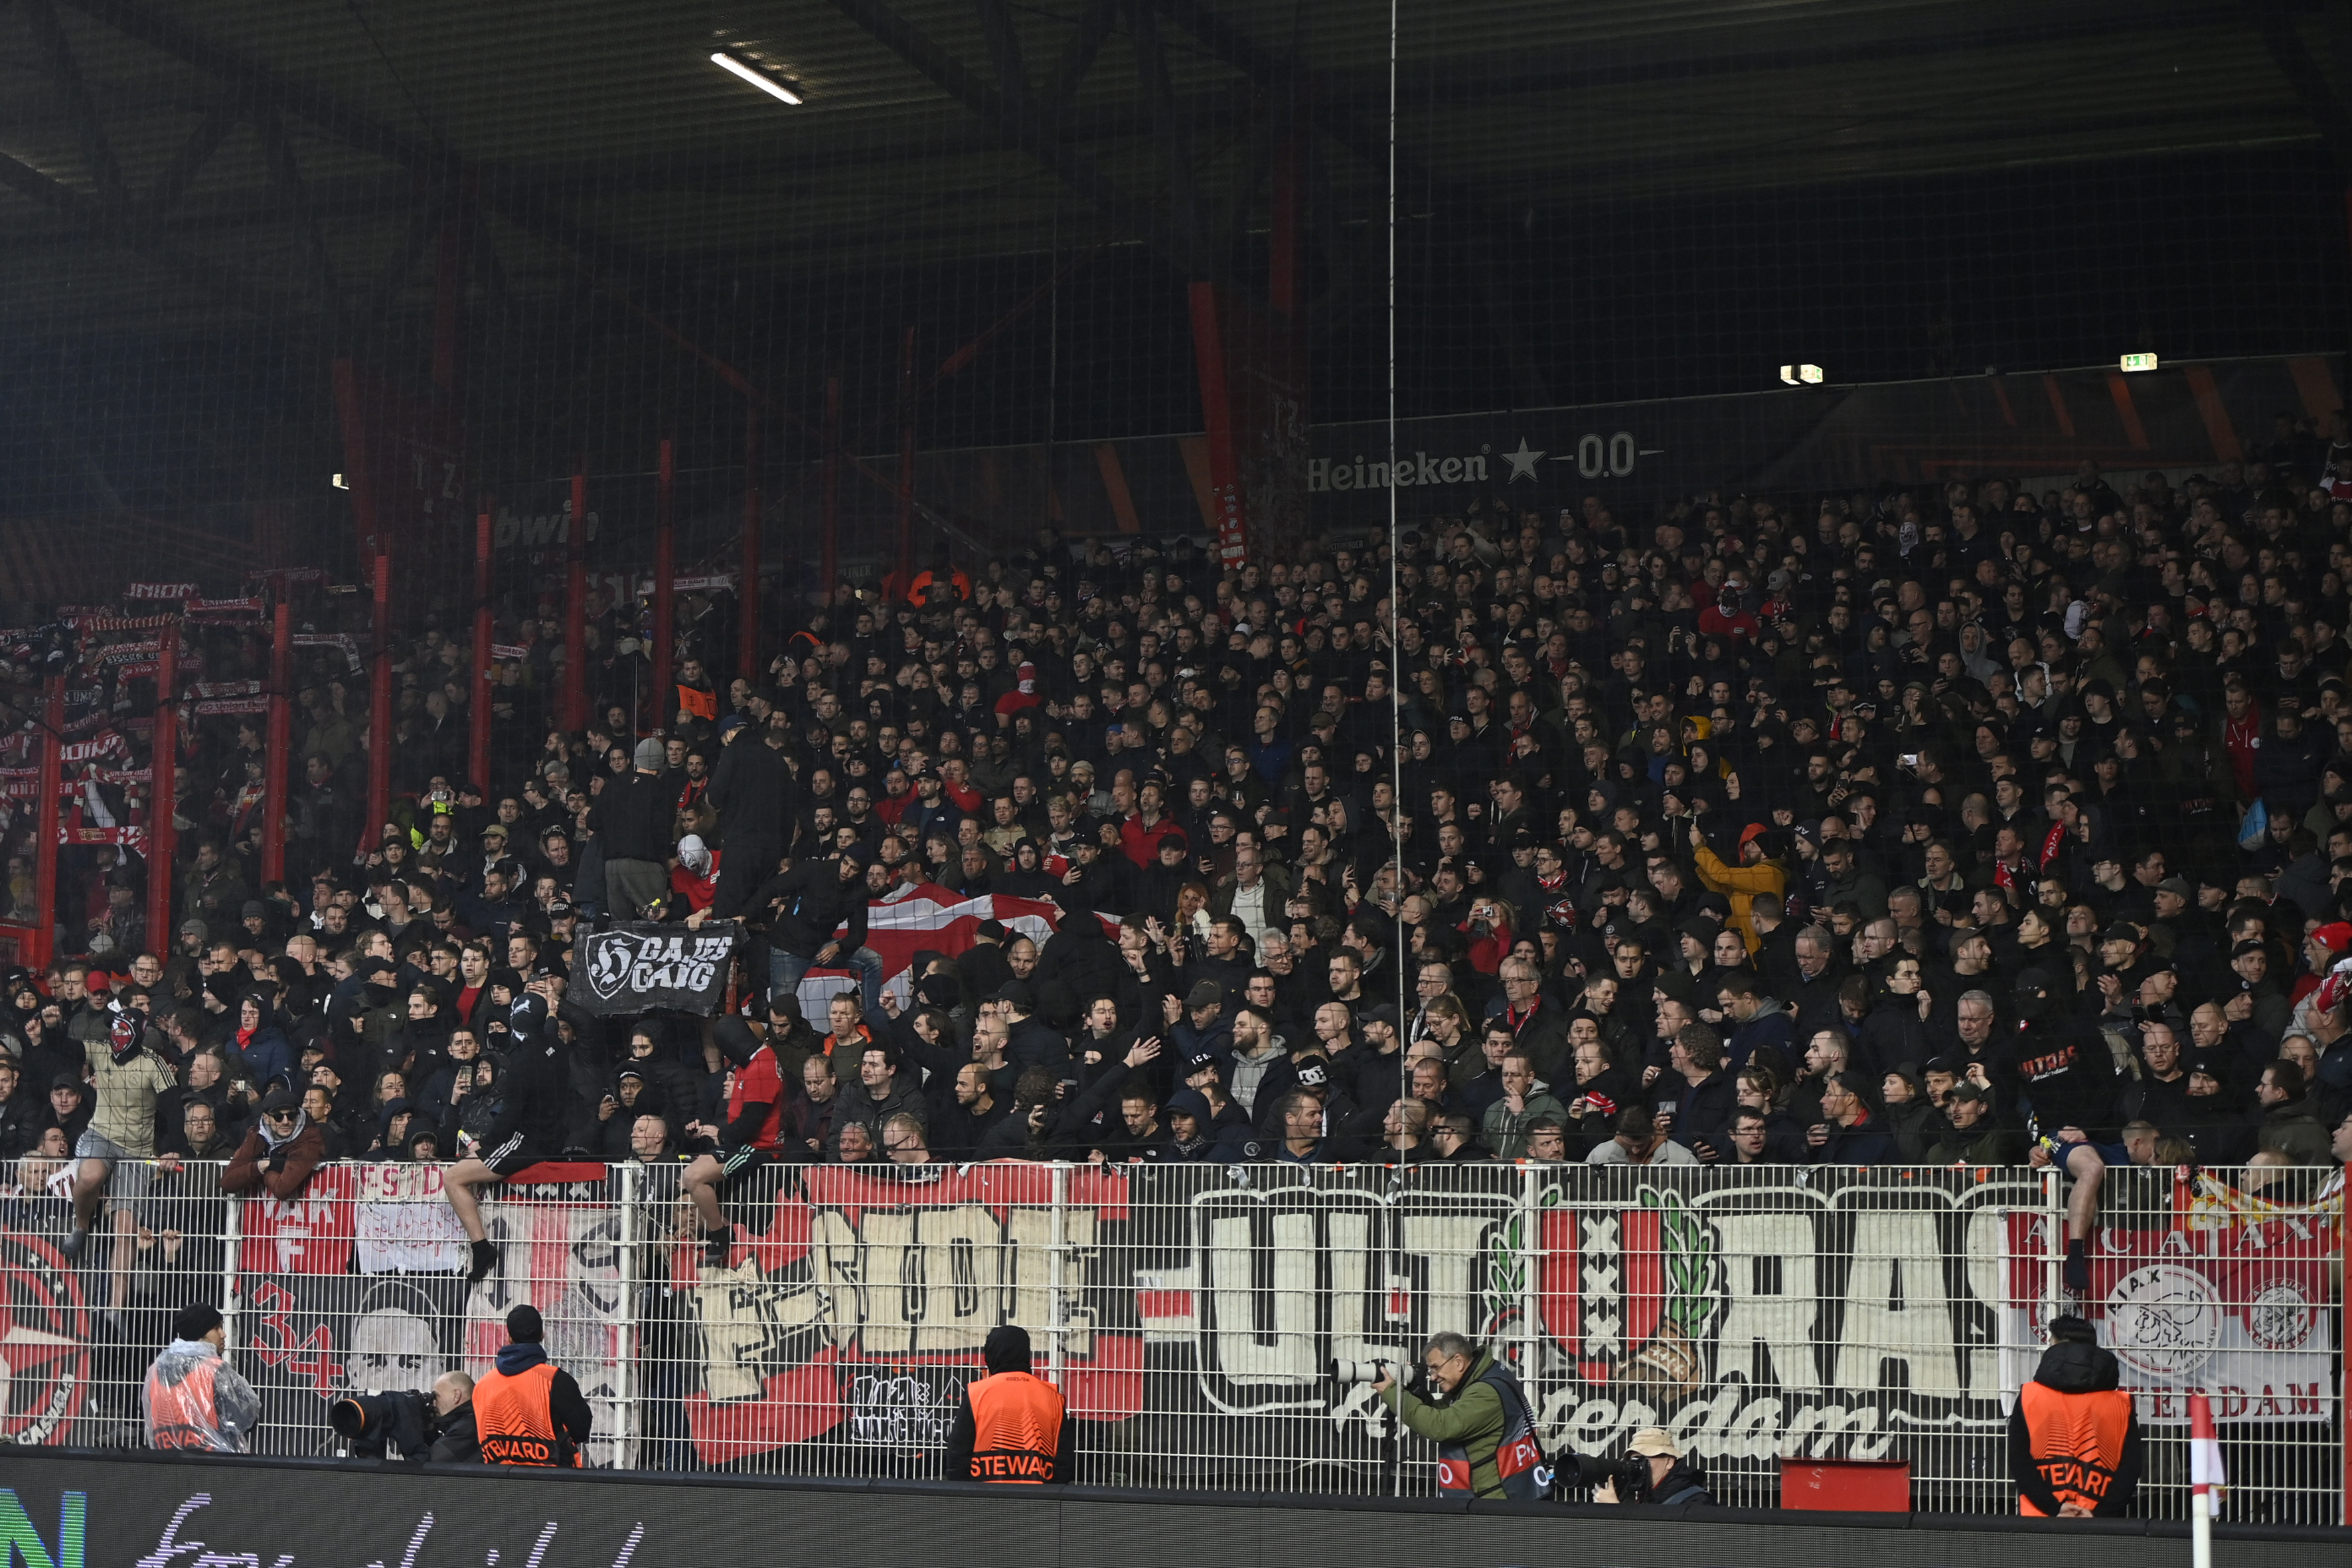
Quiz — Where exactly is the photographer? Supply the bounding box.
[1370,1333,1545,1501]
[428,1371,479,1462]
[331,1369,479,1462]
[1563,1426,1715,1507]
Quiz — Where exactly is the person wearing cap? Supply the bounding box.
[222,1084,327,1199]
[589,740,677,917]
[1587,1425,1715,1506]
[2009,1314,2142,1516]
[1923,1079,2025,1166]
[145,1300,260,1453]
[942,1324,1071,1484]
[1171,982,1241,1067]
[472,1303,593,1467]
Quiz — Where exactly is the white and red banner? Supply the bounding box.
[792,882,1076,1019]
[2001,1180,2339,1423]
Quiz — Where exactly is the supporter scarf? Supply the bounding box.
[258,1107,310,1152]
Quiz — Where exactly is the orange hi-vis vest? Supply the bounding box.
[145,1356,223,1450]
[965,1370,1065,1483]
[2017,1381,2133,1515]
[474,1362,579,1467]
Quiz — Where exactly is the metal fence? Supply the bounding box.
[3,1154,2341,1522]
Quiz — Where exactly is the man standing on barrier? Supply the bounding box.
[61,1003,175,1263]
[1370,1332,1545,1501]
[473,1304,593,1467]
[2010,1314,2142,1517]
[943,1325,1073,1484]
[145,1302,259,1453]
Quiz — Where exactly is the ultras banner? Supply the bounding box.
[657,1162,2341,1497]
[1,1160,2337,1510]
[568,921,740,1017]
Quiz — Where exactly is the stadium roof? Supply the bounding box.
[1,0,2345,343]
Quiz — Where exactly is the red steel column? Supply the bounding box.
[563,469,588,734]
[822,374,842,594]
[145,621,179,946]
[1189,281,1247,567]
[32,676,62,968]
[895,327,917,585]
[469,505,493,792]
[260,586,291,884]
[740,405,762,684]
[366,544,392,852]
[653,439,674,733]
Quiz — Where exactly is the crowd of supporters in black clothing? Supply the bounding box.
[9,422,2352,1219]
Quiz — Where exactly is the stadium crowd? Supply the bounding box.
[7,429,2352,1285]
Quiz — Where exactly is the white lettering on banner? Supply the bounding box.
[795,1201,1097,1358]
[135,1496,649,1568]
[1306,453,1494,493]
[1308,432,1646,493]
[582,930,734,1003]
[1999,1181,2340,1425]
[849,1373,966,1447]
[492,501,601,550]
[1153,1177,2033,1459]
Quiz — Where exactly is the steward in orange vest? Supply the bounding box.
[473,1304,593,1467]
[944,1326,1074,1484]
[2009,1314,2142,1516]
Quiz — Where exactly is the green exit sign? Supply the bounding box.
[2119,353,2159,372]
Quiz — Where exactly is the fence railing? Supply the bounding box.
[4,1155,2341,1522]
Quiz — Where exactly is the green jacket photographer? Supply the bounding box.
[1372,1334,1545,1501]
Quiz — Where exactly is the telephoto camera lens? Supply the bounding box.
[328,1389,435,1459]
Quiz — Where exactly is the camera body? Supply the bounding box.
[1329,1357,1426,1393]
[328,1388,438,1460]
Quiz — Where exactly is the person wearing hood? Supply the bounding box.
[366,1097,424,1161]
[1689,817,1788,955]
[2009,1314,2142,1516]
[145,1301,260,1452]
[228,991,296,1098]
[1161,1085,1258,1162]
[680,1016,796,1269]
[472,1304,593,1467]
[60,1003,177,1262]
[595,1067,667,1161]
[223,1085,327,1198]
[943,1323,1072,1484]
[443,993,567,1282]
[705,711,789,921]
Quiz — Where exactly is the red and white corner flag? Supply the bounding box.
[2188,1391,2227,1518]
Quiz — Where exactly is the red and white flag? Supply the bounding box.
[2188,1391,2227,1518]
[793,882,1107,1019]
